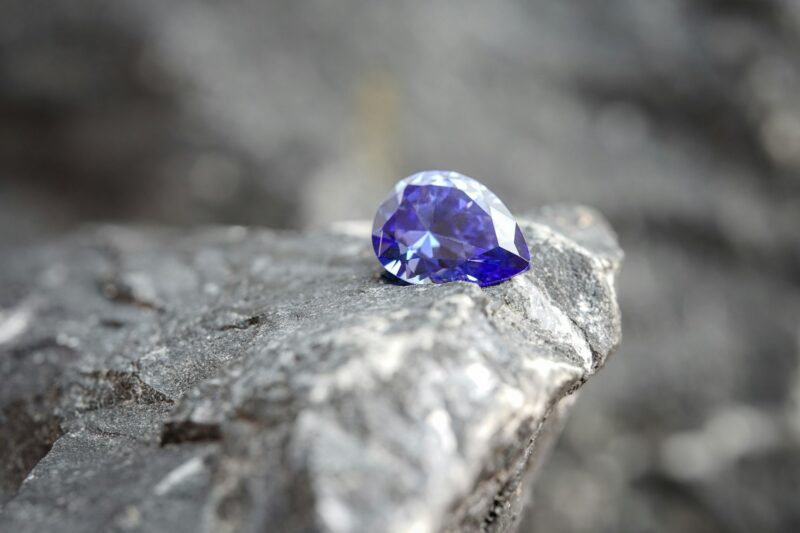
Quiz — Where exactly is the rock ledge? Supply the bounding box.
[0,205,622,533]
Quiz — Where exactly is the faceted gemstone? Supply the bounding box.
[372,171,531,286]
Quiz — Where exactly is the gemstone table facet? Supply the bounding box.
[372,171,531,286]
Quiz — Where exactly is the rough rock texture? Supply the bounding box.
[0,205,621,533]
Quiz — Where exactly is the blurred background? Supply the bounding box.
[1,0,799,531]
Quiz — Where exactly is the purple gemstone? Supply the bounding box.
[372,171,531,286]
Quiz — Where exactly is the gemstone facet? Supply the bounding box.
[372,171,531,286]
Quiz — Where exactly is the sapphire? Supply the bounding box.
[372,171,531,286]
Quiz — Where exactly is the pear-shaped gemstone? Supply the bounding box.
[372,171,530,286]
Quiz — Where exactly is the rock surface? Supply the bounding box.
[0,205,622,533]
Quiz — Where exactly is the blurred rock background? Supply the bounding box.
[1,0,799,531]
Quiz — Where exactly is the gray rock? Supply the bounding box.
[0,205,621,533]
